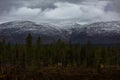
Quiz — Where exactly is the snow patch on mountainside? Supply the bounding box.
[0,20,120,44]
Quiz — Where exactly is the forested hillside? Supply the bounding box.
[0,33,120,80]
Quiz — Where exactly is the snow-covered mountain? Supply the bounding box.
[0,21,63,44]
[0,21,120,44]
[71,21,120,44]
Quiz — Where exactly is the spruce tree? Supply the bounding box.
[26,33,32,66]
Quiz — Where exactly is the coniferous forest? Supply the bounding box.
[0,33,120,80]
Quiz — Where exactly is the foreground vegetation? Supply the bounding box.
[0,33,120,80]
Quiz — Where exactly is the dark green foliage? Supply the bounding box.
[0,33,119,75]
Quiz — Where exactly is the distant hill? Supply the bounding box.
[0,21,120,44]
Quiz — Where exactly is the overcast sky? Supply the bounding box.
[0,0,120,24]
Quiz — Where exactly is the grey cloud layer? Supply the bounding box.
[105,0,120,13]
[0,0,24,12]
[0,0,120,13]
[0,0,83,12]
[0,0,120,24]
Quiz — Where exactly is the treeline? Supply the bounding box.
[0,33,120,72]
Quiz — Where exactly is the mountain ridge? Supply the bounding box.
[0,20,120,44]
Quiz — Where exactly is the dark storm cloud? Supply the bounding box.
[27,0,82,10]
[0,0,24,12]
[0,0,84,12]
[105,0,120,13]
[0,0,120,13]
